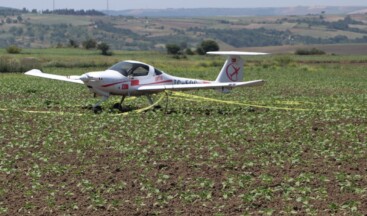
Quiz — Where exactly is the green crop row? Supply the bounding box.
[0,49,366,215]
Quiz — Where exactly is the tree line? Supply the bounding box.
[188,27,367,48]
[0,7,105,16]
[166,40,219,56]
[280,15,367,33]
[42,9,105,16]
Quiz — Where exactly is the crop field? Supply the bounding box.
[0,49,367,215]
[24,14,92,26]
[243,44,367,55]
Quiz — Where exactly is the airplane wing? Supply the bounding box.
[137,80,265,91]
[25,69,84,84]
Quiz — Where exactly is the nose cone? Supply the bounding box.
[80,74,90,82]
[80,72,103,83]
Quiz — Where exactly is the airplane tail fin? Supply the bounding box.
[207,51,268,83]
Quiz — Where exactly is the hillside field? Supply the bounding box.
[0,49,367,215]
[1,13,367,52]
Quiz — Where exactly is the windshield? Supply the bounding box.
[108,62,133,76]
[108,61,150,77]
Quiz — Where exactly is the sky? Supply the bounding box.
[1,0,366,11]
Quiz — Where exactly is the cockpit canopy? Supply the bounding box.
[109,61,150,77]
[109,61,164,77]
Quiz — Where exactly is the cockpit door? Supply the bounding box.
[128,64,150,87]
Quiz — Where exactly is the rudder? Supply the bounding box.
[215,55,244,83]
[207,51,268,83]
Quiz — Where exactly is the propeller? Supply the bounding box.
[80,73,100,82]
[80,73,91,82]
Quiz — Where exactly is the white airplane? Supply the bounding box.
[25,51,267,113]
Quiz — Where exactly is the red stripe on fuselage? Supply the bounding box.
[101,81,127,88]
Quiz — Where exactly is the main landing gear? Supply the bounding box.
[112,96,126,111]
[92,95,109,114]
[112,96,133,112]
[92,95,161,114]
[146,95,162,110]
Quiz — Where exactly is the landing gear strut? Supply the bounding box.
[146,95,162,109]
[92,95,109,114]
[146,95,154,105]
[113,96,126,111]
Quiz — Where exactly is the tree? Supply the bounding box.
[82,39,97,49]
[6,45,22,54]
[196,40,219,55]
[295,48,326,55]
[196,46,205,55]
[165,44,181,55]
[69,39,79,48]
[5,17,12,24]
[97,42,111,56]
[185,48,194,55]
[17,16,23,23]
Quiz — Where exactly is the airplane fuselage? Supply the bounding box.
[25,51,267,112]
[80,61,211,97]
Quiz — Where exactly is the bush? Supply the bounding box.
[275,56,294,66]
[82,39,97,49]
[295,48,326,55]
[185,48,195,55]
[97,42,112,56]
[44,60,109,68]
[166,44,181,55]
[196,40,219,55]
[196,47,205,55]
[171,54,187,60]
[6,45,22,54]
[69,39,79,48]
[0,57,18,72]
[0,57,41,73]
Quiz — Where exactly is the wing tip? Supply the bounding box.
[25,69,42,75]
[207,51,269,56]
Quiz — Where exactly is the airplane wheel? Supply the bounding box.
[113,103,123,111]
[93,106,103,114]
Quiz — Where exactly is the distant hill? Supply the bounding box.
[1,9,367,52]
[105,6,367,17]
[0,7,22,16]
[0,6,19,11]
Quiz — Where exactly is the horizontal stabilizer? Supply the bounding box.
[207,51,269,56]
[25,69,84,84]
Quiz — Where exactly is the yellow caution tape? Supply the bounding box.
[0,92,359,115]
[0,94,164,116]
[273,100,315,105]
[0,107,84,116]
[171,92,343,112]
[116,93,165,115]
